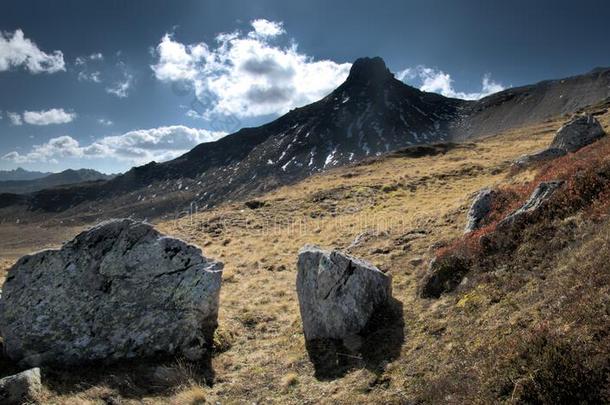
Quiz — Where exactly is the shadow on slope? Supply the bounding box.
[305,297,404,381]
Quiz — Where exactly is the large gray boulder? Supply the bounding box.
[464,188,496,233]
[499,181,564,228]
[0,368,41,405]
[0,219,222,367]
[296,245,391,341]
[550,114,605,152]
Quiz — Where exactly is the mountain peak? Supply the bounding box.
[346,57,393,83]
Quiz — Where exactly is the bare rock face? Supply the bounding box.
[499,181,564,228]
[296,245,391,341]
[0,368,41,405]
[550,114,605,152]
[464,188,496,233]
[0,219,223,367]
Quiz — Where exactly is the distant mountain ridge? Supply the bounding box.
[4,57,610,216]
[0,168,52,182]
[0,169,113,194]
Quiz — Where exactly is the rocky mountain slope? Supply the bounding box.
[0,169,113,194]
[3,58,610,218]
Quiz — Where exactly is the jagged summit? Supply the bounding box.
[345,56,394,84]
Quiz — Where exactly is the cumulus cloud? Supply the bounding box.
[151,19,351,118]
[7,112,22,126]
[2,126,225,165]
[397,66,505,100]
[2,136,81,164]
[22,108,76,125]
[0,29,65,74]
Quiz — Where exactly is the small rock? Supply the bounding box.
[409,257,424,266]
[296,245,391,340]
[0,368,42,405]
[419,255,471,298]
[464,188,495,233]
[244,200,266,209]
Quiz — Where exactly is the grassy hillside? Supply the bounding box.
[1,107,610,404]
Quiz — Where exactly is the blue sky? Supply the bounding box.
[1,0,610,174]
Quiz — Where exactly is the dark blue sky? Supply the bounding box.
[1,0,610,173]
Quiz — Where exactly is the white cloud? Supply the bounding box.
[2,135,81,164]
[151,19,351,118]
[78,70,101,83]
[7,112,22,126]
[2,125,225,165]
[105,72,133,98]
[397,65,505,100]
[0,29,65,74]
[74,52,105,83]
[22,108,76,125]
[97,118,113,126]
[105,62,134,98]
[249,19,285,38]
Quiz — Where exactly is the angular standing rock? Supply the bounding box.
[296,245,391,341]
[0,219,223,367]
[0,368,42,405]
[550,114,605,152]
[464,188,496,233]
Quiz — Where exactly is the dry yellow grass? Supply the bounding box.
[2,110,610,403]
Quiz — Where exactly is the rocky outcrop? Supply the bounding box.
[499,181,564,228]
[0,368,41,405]
[419,255,471,298]
[464,188,496,233]
[514,148,567,167]
[515,114,605,167]
[0,219,223,367]
[296,245,391,341]
[550,114,605,152]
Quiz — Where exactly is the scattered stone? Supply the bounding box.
[419,255,471,298]
[370,247,391,255]
[0,368,42,405]
[347,230,387,251]
[499,181,564,228]
[296,245,391,341]
[464,188,496,233]
[550,114,605,152]
[244,200,266,209]
[409,257,424,266]
[0,219,223,366]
